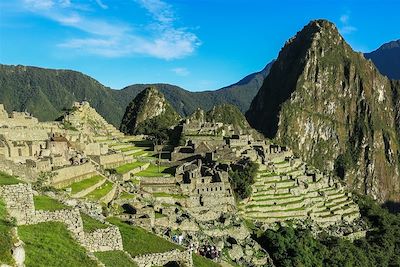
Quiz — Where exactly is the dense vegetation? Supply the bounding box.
[229,160,258,200]
[0,63,272,127]
[120,87,182,145]
[254,195,400,267]
[206,104,250,130]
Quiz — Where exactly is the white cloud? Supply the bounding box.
[340,25,357,34]
[340,14,349,24]
[95,0,108,10]
[24,0,54,9]
[171,67,189,76]
[21,0,200,59]
[338,13,357,35]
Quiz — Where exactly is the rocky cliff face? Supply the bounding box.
[246,20,400,201]
[120,87,181,135]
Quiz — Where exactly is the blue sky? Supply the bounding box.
[0,0,399,91]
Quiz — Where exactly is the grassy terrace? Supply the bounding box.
[246,198,305,209]
[259,172,279,177]
[115,162,147,174]
[68,175,104,194]
[108,218,181,256]
[33,195,69,211]
[245,206,306,214]
[86,181,114,201]
[135,164,174,177]
[152,192,188,199]
[19,222,97,267]
[80,213,108,232]
[0,199,14,266]
[119,191,136,199]
[95,251,137,267]
[130,150,149,157]
[0,172,22,185]
[120,146,138,152]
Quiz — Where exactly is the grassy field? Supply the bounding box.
[115,162,147,174]
[80,213,108,232]
[95,251,138,267]
[33,195,69,211]
[193,254,221,267]
[18,222,97,267]
[86,181,114,201]
[0,172,22,185]
[0,199,14,266]
[107,217,182,257]
[69,175,104,194]
[135,164,174,177]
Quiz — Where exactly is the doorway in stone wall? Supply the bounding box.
[163,261,182,267]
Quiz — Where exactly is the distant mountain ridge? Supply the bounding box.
[365,39,400,80]
[0,62,272,127]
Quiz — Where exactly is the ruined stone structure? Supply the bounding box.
[178,159,235,213]
[133,249,193,267]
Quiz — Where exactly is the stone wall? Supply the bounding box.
[90,153,132,169]
[0,156,37,182]
[133,249,193,267]
[51,162,97,188]
[0,183,123,252]
[0,183,35,225]
[83,226,123,252]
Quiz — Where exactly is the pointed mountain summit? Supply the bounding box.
[246,19,400,201]
[119,87,181,135]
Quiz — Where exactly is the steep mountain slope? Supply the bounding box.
[206,104,250,130]
[365,40,400,80]
[0,62,272,127]
[0,64,123,125]
[246,19,400,201]
[119,87,181,135]
[113,61,273,117]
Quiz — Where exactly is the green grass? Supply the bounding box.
[130,150,149,157]
[86,181,114,200]
[107,218,218,266]
[95,251,137,267]
[135,164,173,177]
[115,162,147,174]
[0,172,22,185]
[68,175,104,194]
[107,218,182,257]
[0,199,14,265]
[19,222,97,267]
[33,195,69,211]
[119,191,136,199]
[193,254,221,267]
[120,146,138,152]
[80,213,108,232]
